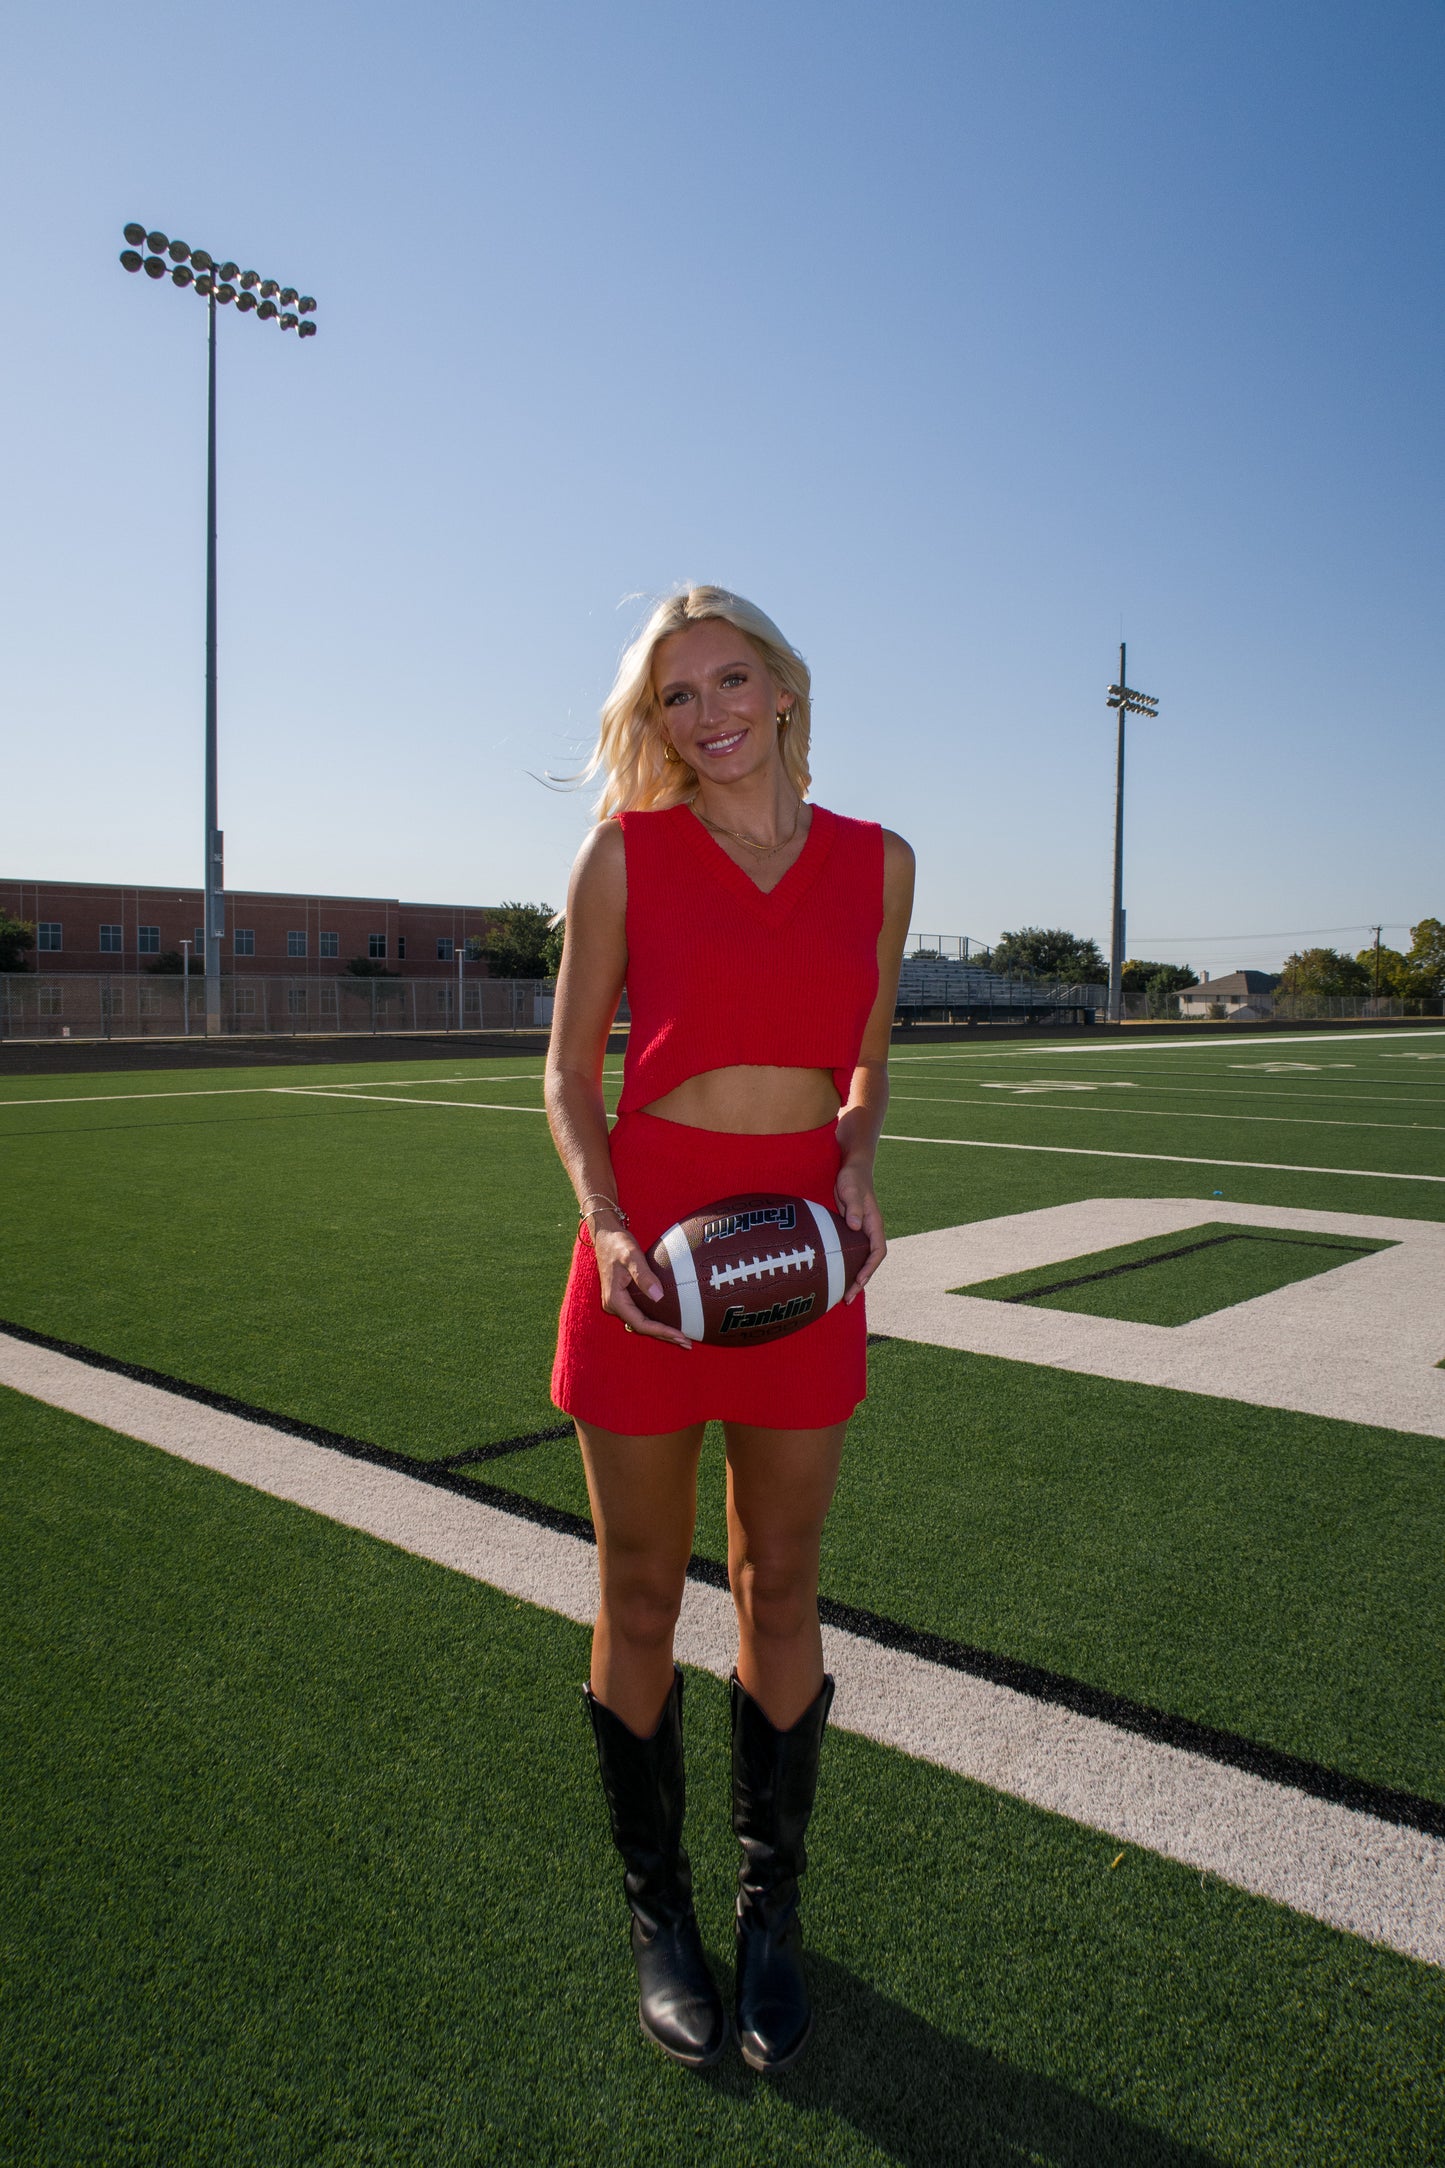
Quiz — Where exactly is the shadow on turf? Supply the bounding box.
[697,1954,1223,2166]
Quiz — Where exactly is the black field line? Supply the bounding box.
[986,1231,1383,1306]
[5,1313,1440,1843]
[880,1132,1445,1184]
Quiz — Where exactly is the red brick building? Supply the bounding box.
[0,879,498,978]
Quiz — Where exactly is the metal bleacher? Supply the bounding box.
[894,956,1105,1027]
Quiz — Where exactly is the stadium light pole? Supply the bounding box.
[1105,644,1159,1025]
[118,224,317,1036]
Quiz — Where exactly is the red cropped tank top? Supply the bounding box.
[615,802,884,1115]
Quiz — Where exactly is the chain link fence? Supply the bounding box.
[0,974,557,1041]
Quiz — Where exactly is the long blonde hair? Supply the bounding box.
[583,586,812,819]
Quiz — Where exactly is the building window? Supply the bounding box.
[396,936,407,961]
[38,923,62,952]
[233,987,256,1016]
[194,926,205,952]
[368,934,387,960]
[287,930,307,958]
[39,984,63,1017]
[287,988,308,1015]
[138,925,160,954]
[437,937,455,962]
[319,985,338,1013]
[139,986,162,1016]
[234,929,255,957]
[99,924,122,953]
[319,930,339,959]
[435,987,451,1011]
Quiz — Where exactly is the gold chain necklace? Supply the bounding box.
[689,795,802,857]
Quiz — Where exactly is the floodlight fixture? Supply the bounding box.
[1103,642,1162,1024]
[117,217,319,1036]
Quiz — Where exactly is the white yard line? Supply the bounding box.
[906,1080,1445,1110]
[0,1076,545,1110]
[2,1326,1439,1972]
[888,1029,1445,1060]
[889,1092,1445,1137]
[880,1133,1445,1184]
[270,1089,550,1114]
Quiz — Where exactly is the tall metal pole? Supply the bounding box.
[1108,640,1126,1024]
[204,289,223,1036]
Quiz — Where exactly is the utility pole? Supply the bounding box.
[1371,925,1382,997]
[1105,645,1160,1024]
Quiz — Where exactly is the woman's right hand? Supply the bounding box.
[592,1224,693,1348]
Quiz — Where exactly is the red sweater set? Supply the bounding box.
[551,803,884,1434]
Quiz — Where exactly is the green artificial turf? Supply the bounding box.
[953,1223,1396,1326]
[477,1343,1445,1800]
[3,1395,1441,2166]
[3,1046,1443,1803]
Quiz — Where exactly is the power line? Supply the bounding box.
[1131,923,1410,945]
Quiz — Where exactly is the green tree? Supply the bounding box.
[0,913,36,972]
[1352,944,1409,996]
[1278,947,1370,997]
[144,952,185,975]
[540,918,566,977]
[484,901,557,979]
[1117,962,1195,1001]
[989,927,1107,982]
[1401,917,1445,998]
[345,956,394,978]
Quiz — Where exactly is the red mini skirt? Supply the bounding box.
[551,1110,868,1435]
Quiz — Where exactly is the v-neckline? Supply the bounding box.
[674,800,835,922]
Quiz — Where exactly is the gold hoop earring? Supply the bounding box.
[662,741,680,764]
[776,710,789,731]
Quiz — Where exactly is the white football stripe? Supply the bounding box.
[660,1221,706,1341]
[4,1328,1440,1972]
[805,1198,846,1310]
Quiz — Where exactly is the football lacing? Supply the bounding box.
[707,1244,817,1292]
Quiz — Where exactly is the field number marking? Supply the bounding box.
[870,1198,1445,1441]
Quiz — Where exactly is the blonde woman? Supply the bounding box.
[545,587,913,2073]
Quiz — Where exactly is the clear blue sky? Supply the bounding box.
[5,0,1442,976]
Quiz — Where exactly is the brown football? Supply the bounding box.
[631,1192,870,1347]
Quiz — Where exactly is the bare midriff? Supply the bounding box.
[639,1065,842,1135]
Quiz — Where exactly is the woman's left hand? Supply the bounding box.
[834,1159,886,1300]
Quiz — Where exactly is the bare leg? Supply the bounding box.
[723,1421,847,1730]
[576,1419,706,1735]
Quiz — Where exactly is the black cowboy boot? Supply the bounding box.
[583,1666,727,2068]
[730,1671,835,2075]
